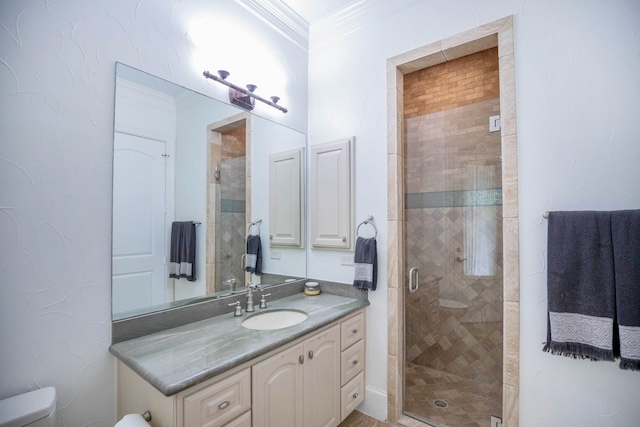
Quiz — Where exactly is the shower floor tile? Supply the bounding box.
[404,363,502,427]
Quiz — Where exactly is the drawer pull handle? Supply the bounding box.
[352,360,358,365]
[308,350,314,360]
[219,401,230,410]
[352,329,358,334]
[299,355,304,364]
[352,393,359,399]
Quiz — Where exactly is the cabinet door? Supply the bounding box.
[252,343,304,427]
[310,138,354,250]
[303,325,341,427]
[269,148,303,247]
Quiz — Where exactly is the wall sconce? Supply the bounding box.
[203,70,288,113]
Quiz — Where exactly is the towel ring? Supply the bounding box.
[248,219,262,236]
[356,215,377,238]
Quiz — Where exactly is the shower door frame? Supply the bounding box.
[386,16,520,427]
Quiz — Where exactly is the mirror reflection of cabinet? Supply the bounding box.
[310,138,354,250]
[269,148,303,248]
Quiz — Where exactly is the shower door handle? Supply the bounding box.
[409,267,419,293]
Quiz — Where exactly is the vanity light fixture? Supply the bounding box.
[203,70,288,113]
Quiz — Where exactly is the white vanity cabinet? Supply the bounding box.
[252,325,340,427]
[116,310,365,427]
[252,312,366,427]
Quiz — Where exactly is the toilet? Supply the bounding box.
[0,387,56,427]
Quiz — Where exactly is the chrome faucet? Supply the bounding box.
[245,282,258,312]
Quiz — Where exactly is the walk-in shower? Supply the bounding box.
[402,48,503,427]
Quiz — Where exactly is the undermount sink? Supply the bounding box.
[241,309,308,331]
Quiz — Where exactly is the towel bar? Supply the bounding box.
[248,219,262,235]
[356,215,378,238]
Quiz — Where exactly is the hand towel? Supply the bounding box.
[612,209,640,371]
[169,221,196,281]
[245,234,262,275]
[543,211,616,361]
[353,236,377,291]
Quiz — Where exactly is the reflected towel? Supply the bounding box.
[353,236,377,291]
[245,234,262,275]
[612,210,640,371]
[543,211,616,361]
[169,221,196,281]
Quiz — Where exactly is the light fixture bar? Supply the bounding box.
[203,70,288,113]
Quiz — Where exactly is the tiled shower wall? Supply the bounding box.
[207,126,247,293]
[219,128,247,291]
[403,48,503,387]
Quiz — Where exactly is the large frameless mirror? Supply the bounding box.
[112,63,306,321]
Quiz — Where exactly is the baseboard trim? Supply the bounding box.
[357,385,388,422]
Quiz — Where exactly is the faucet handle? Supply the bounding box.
[259,293,272,309]
[227,301,242,317]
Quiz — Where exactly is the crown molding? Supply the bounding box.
[310,0,421,51]
[234,0,309,50]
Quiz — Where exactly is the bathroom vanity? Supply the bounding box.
[111,293,367,427]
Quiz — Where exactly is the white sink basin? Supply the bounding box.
[242,309,308,331]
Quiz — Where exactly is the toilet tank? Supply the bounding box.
[0,387,56,427]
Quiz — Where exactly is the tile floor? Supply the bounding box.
[338,410,393,427]
[338,363,501,427]
[404,363,501,427]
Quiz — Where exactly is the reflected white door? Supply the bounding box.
[112,132,167,315]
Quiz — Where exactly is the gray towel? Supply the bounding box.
[169,221,196,281]
[612,210,640,371]
[353,237,377,291]
[245,234,262,275]
[543,211,616,361]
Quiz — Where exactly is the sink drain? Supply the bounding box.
[433,399,448,408]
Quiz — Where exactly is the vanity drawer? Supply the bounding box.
[340,339,364,386]
[182,368,251,427]
[340,371,364,421]
[340,312,364,350]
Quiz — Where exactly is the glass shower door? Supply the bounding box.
[403,98,503,427]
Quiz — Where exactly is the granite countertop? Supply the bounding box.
[109,292,368,396]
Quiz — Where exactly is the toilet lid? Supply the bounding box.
[0,387,56,427]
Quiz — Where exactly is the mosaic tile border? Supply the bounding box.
[221,199,246,213]
[406,189,502,209]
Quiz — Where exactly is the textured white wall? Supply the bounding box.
[0,0,307,425]
[308,0,640,424]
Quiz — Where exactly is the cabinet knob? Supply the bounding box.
[352,393,359,399]
[352,360,358,365]
[308,350,314,360]
[219,401,230,410]
[352,329,358,334]
[299,355,304,364]
[342,236,347,242]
